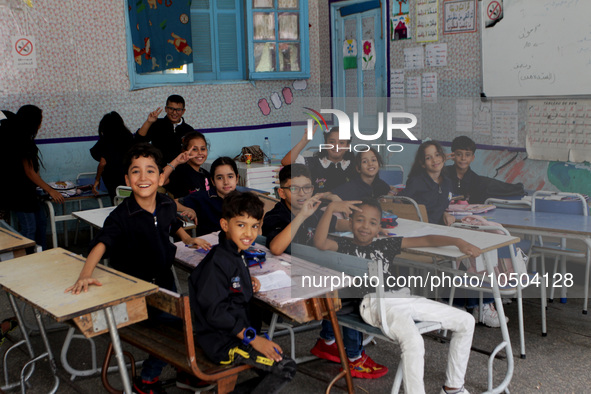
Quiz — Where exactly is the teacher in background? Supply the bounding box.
[0,105,64,250]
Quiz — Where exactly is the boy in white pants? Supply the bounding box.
[314,198,479,394]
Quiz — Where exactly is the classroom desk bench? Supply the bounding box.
[0,248,158,394]
[174,232,355,393]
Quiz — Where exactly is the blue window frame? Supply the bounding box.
[125,0,309,89]
[246,0,310,80]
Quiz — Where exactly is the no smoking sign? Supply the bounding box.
[11,36,37,69]
[484,0,503,28]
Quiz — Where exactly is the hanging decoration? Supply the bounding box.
[343,39,357,70]
[362,39,375,70]
[128,0,193,74]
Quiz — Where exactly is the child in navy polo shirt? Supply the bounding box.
[332,148,391,200]
[281,126,356,191]
[190,191,296,393]
[66,143,210,393]
[400,140,455,225]
[176,156,238,236]
[442,136,485,203]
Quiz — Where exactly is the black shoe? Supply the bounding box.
[133,377,166,394]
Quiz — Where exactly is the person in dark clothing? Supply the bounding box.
[65,143,210,394]
[332,148,391,201]
[262,164,342,255]
[135,94,194,164]
[0,105,65,250]
[399,140,455,225]
[162,130,210,199]
[442,136,485,204]
[177,156,238,236]
[281,126,356,192]
[190,191,296,393]
[90,111,134,202]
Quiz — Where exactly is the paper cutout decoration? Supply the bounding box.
[293,80,307,90]
[258,98,271,116]
[362,40,375,70]
[282,87,293,104]
[391,14,411,41]
[343,39,357,70]
[271,92,282,109]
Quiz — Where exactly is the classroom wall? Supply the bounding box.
[0,0,329,182]
[386,0,591,196]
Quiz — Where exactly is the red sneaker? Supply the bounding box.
[310,338,341,363]
[347,352,388,379]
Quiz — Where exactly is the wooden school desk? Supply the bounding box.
[0,248,158,394]
[486,207,591,313]
[0,227,35,259]
[174,232,355,394]
[330,218,519,393]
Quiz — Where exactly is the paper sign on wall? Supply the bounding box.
[12,36,37,70]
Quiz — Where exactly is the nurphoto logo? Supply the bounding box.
[303,107,418,153]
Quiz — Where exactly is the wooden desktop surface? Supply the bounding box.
[0,227,35,256]
[0,248,158,323]
[175,232,344,323]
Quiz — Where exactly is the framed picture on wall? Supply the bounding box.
[443,0,477,34]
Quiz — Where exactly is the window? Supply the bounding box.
[125,0,309,89]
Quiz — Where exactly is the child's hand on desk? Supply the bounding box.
[65,277,103,295]
[252,336,283,362]
[443,212,456,226]
[251,277,261,293]
[185,237,211,251]
[457,240,482,257]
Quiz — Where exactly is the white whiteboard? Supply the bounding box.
[481,0,591,97]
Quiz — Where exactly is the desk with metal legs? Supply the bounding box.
[487,208,591,313]
[0,248,158,394]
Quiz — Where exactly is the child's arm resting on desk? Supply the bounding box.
[314,201,361,251]
[65,242,106,294]
[402,235,481,257]
[176,228,211,250]
[237,328,283,362]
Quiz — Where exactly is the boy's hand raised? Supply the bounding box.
[328,200,362,218]
[251,336,283,362]
[146,107,162,124]
[298,195,323,219]
[65,277,103,295]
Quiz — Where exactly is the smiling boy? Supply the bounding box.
[314,199,479,393]
[443,136,484,203]
[65,143,209,393]
[262,164,343,255]
[190,191,296,393]
[136,94,194,164]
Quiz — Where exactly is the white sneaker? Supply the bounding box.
[440,386,470,394]
[473,303,508,328]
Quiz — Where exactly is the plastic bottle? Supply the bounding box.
[262,137,272,165]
